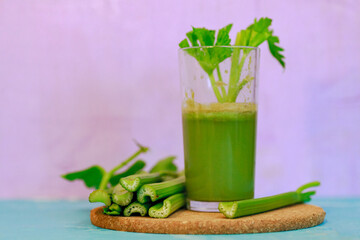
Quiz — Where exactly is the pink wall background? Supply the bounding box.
[0,0,359,199]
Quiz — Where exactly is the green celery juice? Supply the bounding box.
[182,103,257,202]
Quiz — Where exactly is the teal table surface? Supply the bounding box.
[0,198,359,240]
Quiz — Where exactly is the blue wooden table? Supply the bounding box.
[0,198,359,240]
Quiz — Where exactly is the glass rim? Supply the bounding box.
[178,46,258,51]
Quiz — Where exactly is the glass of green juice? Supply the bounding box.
[179,46,260,212]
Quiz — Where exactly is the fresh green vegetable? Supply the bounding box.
[227,18,284,102]
[150,156,177,173]
[218,181,320,219]
[120,173,162,192]
[111,184,134,206]
[179,24,233,103]
[109,160,146,186]
[148,193,186,218]
[88,190,111,206]
[158,171,179,181]
[109,203,121,212]
[123,202,152,217]
[104,203,122,216]
[179,17,285,103]
[246,18,285,66]
[137,176,185,203]
[104,187,114,194]
[158,171,179,178]
[62,166,106,189]
[62,141,148,190]
[63,141,189,218]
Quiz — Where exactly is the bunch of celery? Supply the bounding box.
[90,174,185,218]
[179,17,285,103]
[62,142,185,218]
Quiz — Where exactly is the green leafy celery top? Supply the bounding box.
[179,18,285,103]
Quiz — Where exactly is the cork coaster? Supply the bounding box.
[90,203,325,234]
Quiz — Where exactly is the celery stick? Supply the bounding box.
[109,160,146,186]
[137,176,185,203]
[219,181,320,219]
[149,193,186,218]
[105,187,114,194]
[158,171,179,181]
[103,203,122,216]
[111,184,134,206]
[89,190,111,206]
[120,173,162,192]
[123,202,152,217]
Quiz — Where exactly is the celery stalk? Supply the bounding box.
[216,65,227,98]
[137,176,185,203]
[219,181,320,219]
[123,202,152,217]
[208,72,224,102]
[148,193,186,218]
[104,203,122,216]
[120,173,162,192]
[109,160,146,186]
[111,184,134,206]
[88,190,111,206]
[179,18,285,104]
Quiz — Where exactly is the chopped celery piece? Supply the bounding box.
[219,181,320,219]
[103,203,121,216]
[120,173,162,192]
[109,160,146,186]
[104,187,114,194]
[112,184,124,194]
[89,190,111,206]
[161,175,177,181]
[149,193,186,218]
[137,176,185,203]
[109,203,121,212]
[111,184,134,206]
[123,202,152,217]
[159,171,179,181]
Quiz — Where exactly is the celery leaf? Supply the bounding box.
[247,17,285,68]
[179,24,233,75]
[216,24,233,46]
[268,35,285,68]
[62,165,105,189]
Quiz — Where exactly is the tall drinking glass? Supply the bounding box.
[179,46,260,212]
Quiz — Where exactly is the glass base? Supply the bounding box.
[186,199,220,212]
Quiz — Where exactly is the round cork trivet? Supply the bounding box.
[90,203,325,234]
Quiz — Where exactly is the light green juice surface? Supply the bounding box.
[182,104,257,202]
